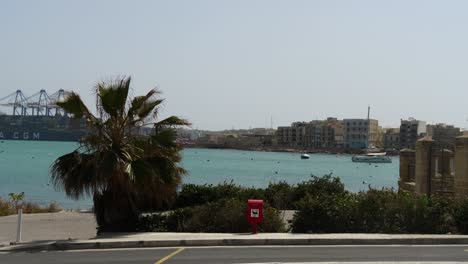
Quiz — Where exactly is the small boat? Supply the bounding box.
[352,152,391,163]
[300,153,310,159]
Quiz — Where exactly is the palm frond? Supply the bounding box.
[156,116,190,127]
[127,89,160,118]
[50,151,101,199]
[135,99,164,120]
[97,77,131,118]
[150,130,178,148]
[57,93,94,120]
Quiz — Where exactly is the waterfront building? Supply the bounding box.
[383,128,400,150]
[343,119,379,149]
[277,118,344,149]
[399,118,426,149]
[322,117,344,148]
[176,129,202,141]
[303,121,322,148]
[426,123,461,147]
[275,122,306,148]
[332,121,344,149]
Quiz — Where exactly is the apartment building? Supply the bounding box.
[427,123,461,147]
[276,118,343,149]
[343,119,379,149]
[275,122,307,147]
[399,118,426,149]
[383,128,400,150]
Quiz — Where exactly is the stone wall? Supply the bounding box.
[398,148,415,193]
[398,137,457,196]
[454,135,468,197]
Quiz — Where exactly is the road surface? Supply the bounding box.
[2,245,468,263]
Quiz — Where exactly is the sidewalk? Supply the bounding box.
[3,211,468,252]
[0,210,295,246]
[4,232,468,252]
[0,211,96,246]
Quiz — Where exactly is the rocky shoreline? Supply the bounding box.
[182,144,400,156]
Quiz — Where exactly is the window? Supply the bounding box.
[450,158,455,174]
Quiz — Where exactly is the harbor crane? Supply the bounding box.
[0,89,71,116]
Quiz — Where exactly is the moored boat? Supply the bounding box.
[352,152,391,163]
[300,153,310,159]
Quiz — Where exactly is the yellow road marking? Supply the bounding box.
[155,247,185,264]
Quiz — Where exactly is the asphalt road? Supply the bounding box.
[3,245,468,264]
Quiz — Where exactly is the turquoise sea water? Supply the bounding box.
[0,141,399,209]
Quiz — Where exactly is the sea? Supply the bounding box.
[0,140,400,209]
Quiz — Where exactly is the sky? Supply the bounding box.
[1,0,468,130]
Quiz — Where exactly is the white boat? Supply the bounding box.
[352,152,391,163]
[300,153,310,159]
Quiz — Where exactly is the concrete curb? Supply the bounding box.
[5,237,468,252]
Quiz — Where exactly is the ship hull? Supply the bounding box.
[0,115,87,142]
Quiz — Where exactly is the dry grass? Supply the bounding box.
[0,197,61,216]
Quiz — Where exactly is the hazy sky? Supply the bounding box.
[1,0,468,130]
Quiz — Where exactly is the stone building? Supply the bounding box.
[303,121,322,148]
[398,136,468,197]
[426,123,461,147]
[383,128,400,150]
[399,118,426,149]
[343,119,379,149]
[275,122,306,148]
[276,118,343,149]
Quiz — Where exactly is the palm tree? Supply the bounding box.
[51,77,189,232]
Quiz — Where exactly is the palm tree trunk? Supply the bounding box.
[93,189,139,233]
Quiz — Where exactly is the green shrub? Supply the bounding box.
[21,201,61,214]
[0,197,14,216]
[136,213,169,232]
[175,182,264,208]
[291,188,463,234]
[139,198,286,233]
[174,175,346,211]
[291,174,346,208]
[265,181,294,210]
[292,193,357,233]
[0,196,61,216]
[454,197,468,234]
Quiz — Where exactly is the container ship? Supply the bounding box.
[0,89,88,142]
[0,115,87,142]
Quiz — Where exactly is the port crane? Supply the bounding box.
[0,89,71,116]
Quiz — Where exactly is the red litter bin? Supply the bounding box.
[247,199,263,234]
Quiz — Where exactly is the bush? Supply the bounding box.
[0,197,14,216]
[291,188,464,234]
[264,181,294,210]
[175,175,346,211]
[22,201,62,214]
[292,174,346,205]
[453,197,468,234]
[175,182,264,208]
[292,193,356,233]
[0,197,61,216]
[136,213,169,232]
[138,198,286,233]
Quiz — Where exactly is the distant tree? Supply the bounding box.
[8,192,25,210]
[51,77,189,232]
